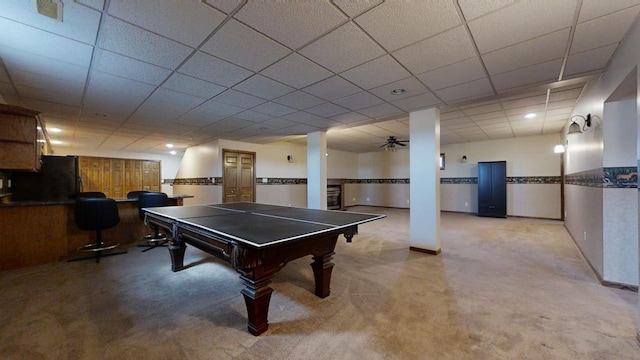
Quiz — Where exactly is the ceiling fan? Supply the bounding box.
[380,136,409,151]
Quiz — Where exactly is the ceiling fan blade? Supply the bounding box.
[397,142,407,146]
[379,143,388,147]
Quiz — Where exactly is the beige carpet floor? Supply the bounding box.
[1,207,638,359]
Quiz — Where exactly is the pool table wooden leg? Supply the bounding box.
[240,275,274,336]
[168,239,186,272]
[311,251,335,298]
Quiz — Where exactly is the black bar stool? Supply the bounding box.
[68,197,127,263]
[137,192,169,252]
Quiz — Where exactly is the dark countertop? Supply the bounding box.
[0,194,194,208]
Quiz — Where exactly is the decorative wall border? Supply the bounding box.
[566,167,637,188]
[167,176,564,186]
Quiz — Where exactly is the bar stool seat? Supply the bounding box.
[68,197,127,263]
[137,192,169,252]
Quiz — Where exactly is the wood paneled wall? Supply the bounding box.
[78,156,160,198]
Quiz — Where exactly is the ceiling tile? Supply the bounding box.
[501,94,547,109]
[162,73,226,99]
[129,88,204,123]
[185,99,243,121]
[273,91,325,110]
[333,0,382,17]
[331,112,370,125]
[282,111,323,123]
[333,91,384,111]
[549,87,583,102]
[482,28,569,75]
[306,102,350,117]
[505,104,546,117]
[369,77,428,102]
[467,0,577,54]
[201,19,291,71]
[99,16,192,69]
[2,0,101,44]
[571,8,640,54]
[233,75,295,100]
[178,51,253,87]
[303,76,361,101]
[461,102,503,116]
[75,0,104,11]
[299,22,385,73]
[213,89,266,109]
[341,55,411,90]
[393,26,477,74]
[458,0,516,21]
[261,53,333,88]
[234,1,346,50]
[15,83,82,107]
[417,57,486,91]
[93,49,171,86]
[440,110,467,120]
[468,110,507,121]
[491,59,563,91]
[355,0,461,52]
[108,0,225,47]
[434,78,494,103]
[252,102,297,117]
[83,70,156,117]
[204,0,243,14]
[357,103,404,119]
[0,46,89,85]
[233,110,273,123]
[391,92,440,112]
[0,17,93,67]
[578,0,640,23]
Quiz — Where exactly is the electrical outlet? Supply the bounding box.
[366,197,370,201]
[352,198,356,201]
[465,202,469,207]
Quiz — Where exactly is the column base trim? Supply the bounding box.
[410,246,441,255]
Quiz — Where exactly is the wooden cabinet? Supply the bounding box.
[478,161,507,218]
[0,104,42,172]
[78,156,161,198]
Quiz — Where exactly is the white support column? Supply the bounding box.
[307,131,327,210]
[409,108,441,254]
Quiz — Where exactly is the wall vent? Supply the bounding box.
[33,0,63,21]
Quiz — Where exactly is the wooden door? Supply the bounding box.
[223,150,255,203]
[141,160,161,192]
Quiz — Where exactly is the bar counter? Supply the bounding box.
[0,195,193,271]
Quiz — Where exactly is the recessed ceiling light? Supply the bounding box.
[51,140,62,145]
[525,113,536,119]
[166,144,174,148]
[49,127,62,133]
[169,150,176,155]
[390,89,406,95]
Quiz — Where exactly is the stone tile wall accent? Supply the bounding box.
[566,167,637,188]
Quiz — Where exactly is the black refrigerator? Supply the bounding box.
[12,155,80,202]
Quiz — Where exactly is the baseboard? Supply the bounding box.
[409,246,441,255]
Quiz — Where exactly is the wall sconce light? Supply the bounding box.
[553,144,565,153]
[568,114,592,135]
[461,155,467,163]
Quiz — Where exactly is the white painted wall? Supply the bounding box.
[564,15,640,287]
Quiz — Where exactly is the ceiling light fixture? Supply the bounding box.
[525,113,536,119]
[390,88,406,95]
[553,144,565,153]
[166,144,174,148]
[568,114,592,135]
[169,150,176,155]
[51,140,62,145]
[49,127,62,133]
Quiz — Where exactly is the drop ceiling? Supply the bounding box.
[0,0,638,154]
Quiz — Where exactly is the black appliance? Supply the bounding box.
[12,155,80,201]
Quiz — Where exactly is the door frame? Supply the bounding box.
[222,148,256,203]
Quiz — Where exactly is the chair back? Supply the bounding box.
[75,198,120,231]
[126,190,150,199]
[74,191,107,199]
[137,192,168,220]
